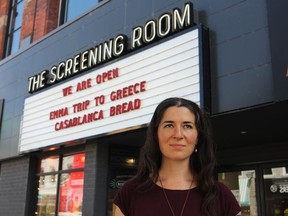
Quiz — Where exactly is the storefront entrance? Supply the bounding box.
[107,145,140,216]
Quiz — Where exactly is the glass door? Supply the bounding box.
[106,146,140,216]
[263,165,288,216]
[218,162,288,216]
[218,169,258,216]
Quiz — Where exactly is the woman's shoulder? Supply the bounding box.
[215,181,228,189]
[214,181,235,195]
[118,177,139,194]
[118,177,152,195]
[113,177,139,212]
[214,181,241,214]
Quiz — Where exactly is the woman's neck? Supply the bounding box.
[158,159,195,190]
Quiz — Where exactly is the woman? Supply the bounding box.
[113,97,241,216]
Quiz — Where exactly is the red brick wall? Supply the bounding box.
[0,0,10,60]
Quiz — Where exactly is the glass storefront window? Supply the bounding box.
[39,156,59,173]
[58,172,84,215]
[6,0,24,56]
[35,153,85,216]
[62,153,85,170]
[218,170,258,216]
[263,166,288,216]
[37,174,58,215]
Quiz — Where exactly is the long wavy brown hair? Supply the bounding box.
[134,97,218,216]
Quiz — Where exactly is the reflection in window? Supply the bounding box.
[37,175,58,215]
[63,153,85,170]
[5,0,24,56]
[218,170,257,216]
[263,166,288,216]
[35,153,85,216]
[62,0,99,23]
[39,156,59,173]
[58,172,84,215]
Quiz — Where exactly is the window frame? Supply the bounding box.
[58,0,106,25]
[4,0,24,57]
[34,151,85,216]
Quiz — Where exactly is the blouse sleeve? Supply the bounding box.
[217,182,241,216]
[113,180,135,216]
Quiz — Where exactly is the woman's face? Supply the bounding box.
[157,106,198,162]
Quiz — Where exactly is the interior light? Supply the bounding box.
[126,158,136,165]
[81,156,85,162]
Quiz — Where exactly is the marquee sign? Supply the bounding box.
[28,2,193,93]
[19,25,209,152]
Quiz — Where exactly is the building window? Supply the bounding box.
[5,0,24,56]
[60,0,100,24]
[35,152,85,216]
[218,170,258,216]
